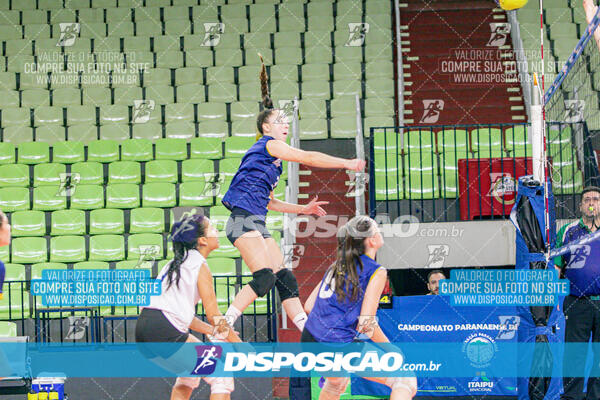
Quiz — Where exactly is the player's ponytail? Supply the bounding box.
[256,53,276,141]
[327,216,378,303]
[166,214,206,290]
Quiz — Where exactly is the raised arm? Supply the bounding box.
[266,140,365,171]
[357,268,389,342]
[197,264,241,342]
[304,281,321,314]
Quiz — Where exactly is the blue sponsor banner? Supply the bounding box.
[352,295,523,397]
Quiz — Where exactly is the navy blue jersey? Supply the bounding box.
[556,220,600,296]
[222,136,283,216]
[305,255,385,343]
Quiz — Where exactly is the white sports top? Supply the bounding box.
[146,249,205,333]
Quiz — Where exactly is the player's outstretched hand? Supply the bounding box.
[346,158,366,172]
[300,195,329,216]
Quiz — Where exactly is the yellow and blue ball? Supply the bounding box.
[495,0,528,10]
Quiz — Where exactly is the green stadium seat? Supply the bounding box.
[175,67,203,86]
[406,172,439,200]
[99,106,129,126]
[0,187,29,212]
[179,182,213,206]
[89,235,125,261]
[302,64,329,82]
[0,90,19,108]
[82,87,110,105]
[11,210,46,237]
[273,31,301,48]
[190,137,223,159]
[197,103,227,122]
[374,172,402,200]
[437,129,469,153]
[0,321,17,337]
[278,16,304,32]
[35,127,66,145]
[51,209,85,236]
[121,139,153,162]
[0,143,15,164]
[50,235,86,262]
[144,68,172,87]
[123,36,150,52]
[18,142,50,165]
[156,50,185,69]
[0,72,16,90]
[298,118,328,140]
[71,162,103,185]
[554,169,583,195]
[297,100,325,119]
[128,233,164,261]
[365,98,394,118]
[243,31,271,49]
[230,102,258,121]
[182,159,214,182]
[31,262,67,281]
[34,106,63,127]
[0,290,30,320]
[143,183,176,207]
[89,208,124,235]
[33,186,66,211]
[33,163,65,188]
[300,80,329,100]
[208,84,237,102]
[505,125,529,153]
[114,87,143,106]
[106,184,140,209]
[185,49,214,68]
[231,121,255,137]
[365,78,394,98]
[73,261,110,270]
[164,6,191,20]
[205,67,234,85]
[108,161,142,184]
[471,128,504,153]
[132,124,163,141]
[165,121,196,140]
[3,127,34,145]
[274,46,302,66]
[405,131,435,154]
[406,151,438,174]
[12,237,47,263]
[224,136,253,158]
[176,83,204,104]
[198,121,228,139]
[145,160,178,183]
[330,117,357,139]
[219,158,241,179]
[238,82,261,101]
[0,164,29,187]
[6,55,33,73]
[333,79,361,98]
[130,207,164,233]
[68,125,98,144]
[70,184,104,210]
[165,104,195,125]
[52,87,81,106]
[87,140,120,163]
[155,138,187,160]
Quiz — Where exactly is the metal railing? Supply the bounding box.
[369,122,599,222]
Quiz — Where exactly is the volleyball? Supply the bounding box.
[495,0,528,10]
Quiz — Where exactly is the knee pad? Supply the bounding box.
[275,268,299,301]
[248,268,276,297]
[175,376,200,390]
[385,377,417,397]
[322,377,350,396]
[203,377,234,394]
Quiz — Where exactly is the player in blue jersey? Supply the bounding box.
[222,56,366,332]
[300,216,416,400]
[0,211,10,301]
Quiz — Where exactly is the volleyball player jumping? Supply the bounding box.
[136,214,241,400]
[301,216,416,400]
[221,56,366,332]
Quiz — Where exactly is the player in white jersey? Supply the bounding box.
[136,214,241,400]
